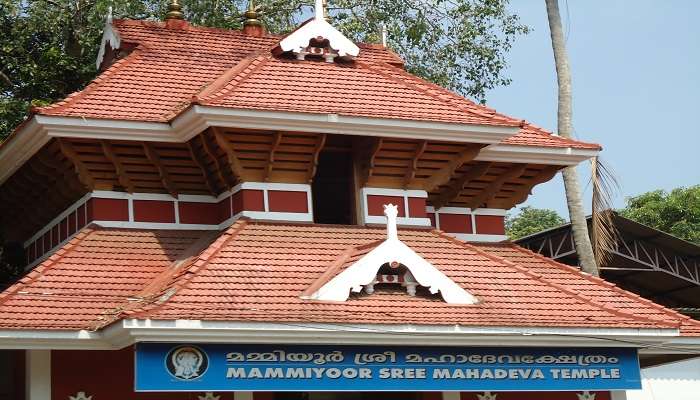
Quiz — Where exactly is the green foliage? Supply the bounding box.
[620,185,700,245]
[0,0,529,140]
[506,206,566,240]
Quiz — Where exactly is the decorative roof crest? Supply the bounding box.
[278,0,360,62]
[95,6,121,69]
[306,204,478,304]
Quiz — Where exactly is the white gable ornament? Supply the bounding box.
[278,0,360,62]
[307,204,478,304]
[95,7,121,69]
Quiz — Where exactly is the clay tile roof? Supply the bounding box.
[0,225,216,329]
[27,19,600,150]
[4,222,690,333]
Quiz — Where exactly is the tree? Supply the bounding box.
[620,186,700,245]
[543,0,598,276]
[0,0,529,140]
[505,206,566,240]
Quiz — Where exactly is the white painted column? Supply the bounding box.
[25,350,51,400]
[442,392,461,400]
[611,391,628,400]
[234,392,254,400]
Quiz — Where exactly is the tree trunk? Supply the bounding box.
[544,0,598,276]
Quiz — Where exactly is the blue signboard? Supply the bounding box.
[135,343,641,392]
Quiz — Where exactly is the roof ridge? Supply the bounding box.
[301,244,359,298]
[509,243,692,324]
[358,60,519,126]
[195,52,271,103]
[114,18,285,40]
[36,48,145,115]
[124,219,250,320]
[0,225,97,308]
[516,123,601,149]
[434,231,680,329]
[88,229,223,330]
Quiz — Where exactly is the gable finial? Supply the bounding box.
[165,0,184,20]
[383,204,399,241]
[315,0,325,21]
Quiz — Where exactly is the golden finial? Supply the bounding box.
[322,0,330,22]
[165,0,184,20]
[243,0,262,28]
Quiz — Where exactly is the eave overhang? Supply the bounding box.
[0,107,523,185]
[0,319,685,352]
[0,107,600,186]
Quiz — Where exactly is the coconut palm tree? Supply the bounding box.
[544,0,598,276]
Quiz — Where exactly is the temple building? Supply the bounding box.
[1,1,699,399]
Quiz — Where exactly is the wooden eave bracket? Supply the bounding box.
[143,142,179,198]
[212,127,245,183]
[101,139,135,193]
[307,133,327,182]
[424,144,482,193]
[431,162,492,210]
[305,204,478,305]
[464,164,527,209]
[57,138,96,190]
[489,165,560,208]
[186,140,219,196]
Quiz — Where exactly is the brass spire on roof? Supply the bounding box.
[243,0,262,28]
[165,0,184,20]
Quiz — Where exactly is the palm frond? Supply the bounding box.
[591,156,620,266]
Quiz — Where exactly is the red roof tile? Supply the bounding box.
[2,222,695,334]
[30,19,599,150]
[0,226,213,329]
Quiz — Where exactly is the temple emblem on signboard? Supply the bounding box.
[198,393,221,400]
[166,345,209,380]
[305,204,478,304]
[477,392,497,400]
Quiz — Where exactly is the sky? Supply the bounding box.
[485,0,700,217]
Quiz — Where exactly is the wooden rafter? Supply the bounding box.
[57,138,95,190]
[403,140,428,188]
[101,140,135,193]
[489,166,560,208]
[26,159,73,201]
[36,150,84,194]
[143,142,179,198]
[199,133,232,189]
[464,164,528,209]
[265,132,283,181]
[212,127,245,182]
[357,137,383,187]
[423,145,481,193]
[307,133,327,182]
[186,140,219,196]
[431,162,491,210]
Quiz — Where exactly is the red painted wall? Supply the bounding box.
[407,198,427,218]
[88,198,129,221]
[367,195,406,217]
[474,215,505,235]
[52,348,235,400]
[133,200,176,223]
[268,191,309,213]
[438,214,473,234]
[179,202,222,225]
[232,189,265,214]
